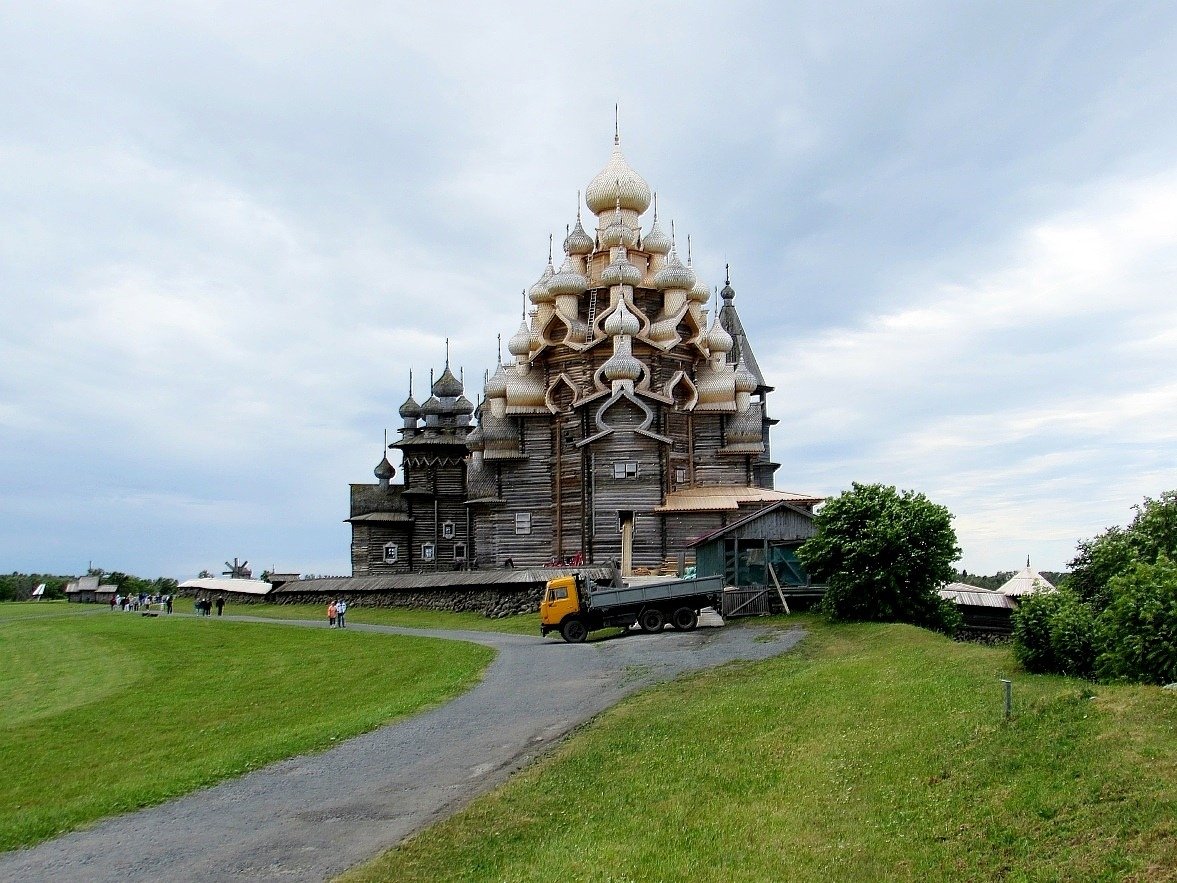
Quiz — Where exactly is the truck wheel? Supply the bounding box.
[561,618,588,643]
[638,608,665,633]
[671,607,698,631]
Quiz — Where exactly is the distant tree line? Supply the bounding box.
[0,569,178,602]
[953,569,1069,591]
[1012,490,1177,685]
[0,573,71,602]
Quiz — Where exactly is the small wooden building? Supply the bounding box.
[65,575,117,604]
[940,582,1016,635]
[688,501,821,615]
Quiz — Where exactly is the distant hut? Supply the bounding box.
[997,558,1056,598]
[939,582,1016,635]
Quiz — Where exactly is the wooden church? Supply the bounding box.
[348,129,820,577]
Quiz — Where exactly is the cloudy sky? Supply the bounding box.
[2,2,1175,579]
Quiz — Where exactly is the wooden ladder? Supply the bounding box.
[585,290,598,341]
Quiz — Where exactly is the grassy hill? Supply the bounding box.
[344,617,1176,882]
[0,602,492,849]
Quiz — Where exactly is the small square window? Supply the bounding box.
[454,542,467,560]
[515,512,532,535]
[613,461,638,479]
[382,543,398,564]
[674,466,688,483]
[442,520,456,540]
[421,542,436,562]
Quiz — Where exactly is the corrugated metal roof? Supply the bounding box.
[998,567,1056,597]
[178,578,273,596]
[655,485,822,513]
[940,587,1016,609]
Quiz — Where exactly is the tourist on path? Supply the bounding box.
[336,598,347,628]
[327,600,337,628]
[215,596,225,616]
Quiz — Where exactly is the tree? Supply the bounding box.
[797,482,962,633]
[1068,491,1177,610]
[1012,587,1096,678]
[1096,554,1177,685]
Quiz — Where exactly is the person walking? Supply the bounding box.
[215,596,225,616]
[327,600,337,628]
[336,598,347,629]
[165,594,173,614]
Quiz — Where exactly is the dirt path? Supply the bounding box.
[0,616,804,882]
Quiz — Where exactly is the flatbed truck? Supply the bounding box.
[541,572,724,643]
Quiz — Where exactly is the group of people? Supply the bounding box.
[110,592,173,614]
[327,598,348,628]
[195,596,225,616]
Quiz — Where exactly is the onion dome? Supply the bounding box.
[420,395,443,416]
[433,365,464,398]
[688,275,711,305]
[603,350,643,382]
[604,299,641,337]
[508,321,532,357]
[528,262,555,304]
[720,265,736,300]
[374,456,395,480]
[642,218,671,255]
[465,422,484,451]
[478,407,517,443]
[547,256,589,296]
[707,317,734,354]
[563,214,594,256]
[585,143,652,216]
[734,357,757,394]
[653,249,696,291]
[600,202,638,250]
[398,393,421,420]
[454,394,475,416]
[484,363,508,399]
[600,255,643,287]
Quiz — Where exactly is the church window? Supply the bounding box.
[515,512,532,535]
[421,542,436,562]
[613,461,639,479]
[442,520,456,540]
[382,542,398,564]
[454,542,467,560]
[674,466,688,484]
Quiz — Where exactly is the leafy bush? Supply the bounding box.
[1068,490,1177,610]
[1012,588,1097,678]
[797,482,961,634]
[1096,555,1177,685]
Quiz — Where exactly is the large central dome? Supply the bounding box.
[584,141,652,216]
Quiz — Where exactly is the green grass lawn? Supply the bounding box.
[0,607,493,850]
[231,602,540,635]
[343,617,1176,883]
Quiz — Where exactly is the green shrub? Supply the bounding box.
[1096,554,1177,685]
[797,482,961,634]
[1012,587,1096,678]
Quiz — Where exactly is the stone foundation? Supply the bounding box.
[272,587,543,618]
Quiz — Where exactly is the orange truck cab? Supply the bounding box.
[541,571,724,643]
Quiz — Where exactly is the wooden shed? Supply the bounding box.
[687,501,822,616]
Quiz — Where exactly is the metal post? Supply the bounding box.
[1001,678,1012,720]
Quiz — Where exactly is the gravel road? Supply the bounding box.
[1,615,805,882]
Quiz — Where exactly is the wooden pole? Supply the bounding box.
[768,562,791,615]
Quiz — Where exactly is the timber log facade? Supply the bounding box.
[349,131,820,577]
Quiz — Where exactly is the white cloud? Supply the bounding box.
[768,169,1177,572]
